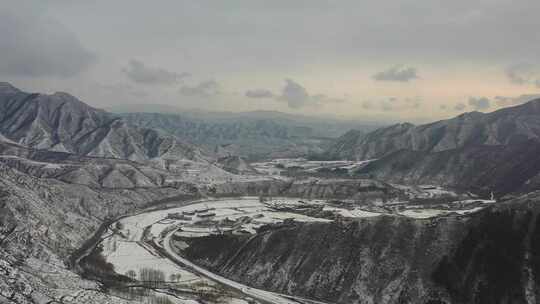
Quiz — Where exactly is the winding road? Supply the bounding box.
[95,197,335,304]
[160,230,330,304]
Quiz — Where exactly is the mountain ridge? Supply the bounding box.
[118,111,369,159]
[329,98,540,160]
[0,83,212,164]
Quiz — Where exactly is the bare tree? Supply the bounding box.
[139,268,166,288]
[125,269,137,280]
[148,296,174,304]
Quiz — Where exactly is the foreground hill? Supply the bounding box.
[0,153,191,303]
[181,192,540,304]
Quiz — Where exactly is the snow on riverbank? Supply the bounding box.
[323,206,382,218]
[101,197,332,304]
[96,195,498,303]
[103,239,200,283]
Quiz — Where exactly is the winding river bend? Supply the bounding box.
[86,197,332,304]
[81,193,495,304]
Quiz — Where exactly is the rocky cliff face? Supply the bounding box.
[181,192,540,304]
[329,99,540,160]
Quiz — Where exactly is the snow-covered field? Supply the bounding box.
[103,240,201,284]
[100,197,334,303]
[396,199,496,219]
[322,206,382,218]
[109,197,330,243]
[160,159,273,186]
[251,158,375,176]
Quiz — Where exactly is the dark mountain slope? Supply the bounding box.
[356,139,540,197]
[325,98,540,196]
[329,99,540,160]
[181,192,540,304]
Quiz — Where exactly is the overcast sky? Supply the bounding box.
[2,0,540,122]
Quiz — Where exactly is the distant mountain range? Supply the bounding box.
[107,103,382,138]
[112,106,379,160]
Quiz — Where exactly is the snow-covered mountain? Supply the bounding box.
[0,84,255,303]
[5,81,540,304]
[329,98,540,160]
[356,139,540,197]
[325,98,540,197]
[0,83,210,164]
[0,145,191,303]
[115,110,380,160]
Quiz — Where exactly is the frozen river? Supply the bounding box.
[100,197,332,304]
[96,195,495,303]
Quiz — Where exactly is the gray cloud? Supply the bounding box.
[373,65,418,82]
[123,59,190,85]
[494,94,540,107]
[278,79,311,108]
[505,64,540,87]
[276,79,344,108]
[7,1,540,83]
[468,97,491,110]
[180,80,220,97]
[7,1,540,119]
[247,79,345,108]
[36,1,540,67]
[0,7,95,78]
[505,64,535,85]
[454,103,466,111]
[245,89,274,98]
